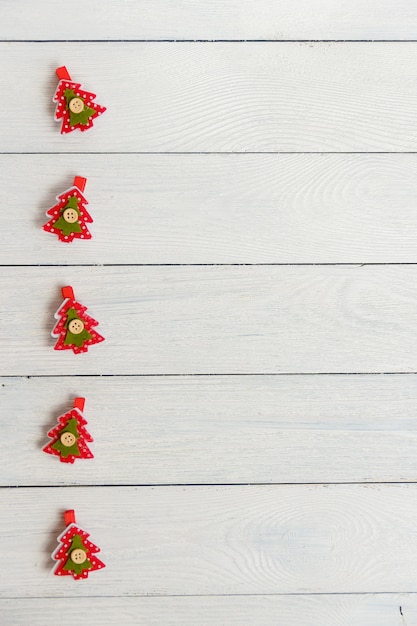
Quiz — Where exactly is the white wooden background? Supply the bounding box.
[2,2,417,625]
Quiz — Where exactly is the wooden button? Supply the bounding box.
[69,97,85,114]
[60,432,76,447]
[70,548,87,564]
[62,208,78,224]
[68,319,85,334]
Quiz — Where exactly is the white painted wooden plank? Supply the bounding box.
[2,375,417,486]
[1,1,417,41]
[1,265,417,375]
[2,484,417,596]
[1,43,416,152]
[1,594,415,626]
[3,153,417,264]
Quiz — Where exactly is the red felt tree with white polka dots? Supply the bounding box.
[53,66,106,134]
[43,176,93,243]
[43,397,94,464]
[52,286,105,354]
[52,510,105,580]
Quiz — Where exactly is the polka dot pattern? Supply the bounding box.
[52,523,105,580]
[43,407,94,464]
[42,185,93,243]
[51,295,105,354]
[53,78,106,134]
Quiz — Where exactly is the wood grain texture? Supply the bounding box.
[1,265,417,375]
[2,375,417,486]
[2,1,416,616]
[1,594,416,626]
[3,153,417,264]
[1,1,417,41]
[1,42,417,152]
[2,484,417,596]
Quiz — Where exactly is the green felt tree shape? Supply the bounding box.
[51,417,80,458]
[65,88,96,127]
[62,534,93,576]
[51,196,82,237]
[64,308,93,348]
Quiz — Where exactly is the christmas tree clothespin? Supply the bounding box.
[43,176,93,243]
[52,286,105,354]
[43,397,94,463]
[52,510,105,580]
[53,66,106,134]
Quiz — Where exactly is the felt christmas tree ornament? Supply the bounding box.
[52,510,105,580]
[43,397,94,463]
[52,286,105,354]
[53,66,106,134]
[43,176,93,243]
